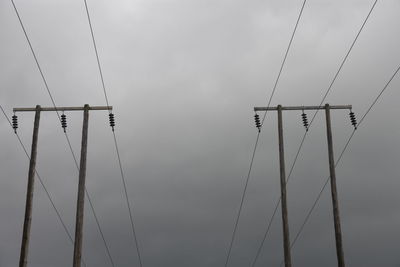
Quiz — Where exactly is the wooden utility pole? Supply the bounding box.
[13,105,112,267]
[19,105,41,267]
[254,104,351,267]
[324,104,345,267]
[73,104,89,267]
[277,105,292,267]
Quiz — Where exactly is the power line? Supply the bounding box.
[10,0,57,114]
[81,0,143,266]
[261,0,308,126]
[64,121,116,267]
[308,0,378,126]
[249,123,307,267]
[0,105,87,267]
[224,134,261,267]
[249,1,378,265]
[224,1,308,266]
[112,132,143,266]
[82,0,110,108]
[283,64,400,264]
[10,1,115,265]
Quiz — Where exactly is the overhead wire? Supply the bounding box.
[279,63,400,266]
[261,0,308,125]
[81,0,143,266]
[223,1,308,266]
[10,0,115,265]
[0,105,87,267]
[82,0,110,108]
[248,1,379,265]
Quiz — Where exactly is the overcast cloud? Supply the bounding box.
[1,0,400,266]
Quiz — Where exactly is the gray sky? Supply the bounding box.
[1,0,400,266]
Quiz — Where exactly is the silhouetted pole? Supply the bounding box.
[277,105,292,267]
[324,104,345,267]
[73,104,89,267]
[19,105,41,267]
[73,104,90,267]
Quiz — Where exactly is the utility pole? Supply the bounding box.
[254,104,351,267]
[19,105,41,267]
[325,104,345,267]
[277,105,292,267]
[13,105,112,267]
[73,104,89,267]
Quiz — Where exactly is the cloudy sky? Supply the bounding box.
[1,0,400,266]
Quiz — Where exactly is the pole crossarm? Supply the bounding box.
[254,105,351,111]
[13,106,112,112]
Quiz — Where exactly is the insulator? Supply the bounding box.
[109,113,115,131]
[61,114,67,132]
[254,113,261,132]
[349,111,357,129]
[301,112,309,131]
[12,114,18,133]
